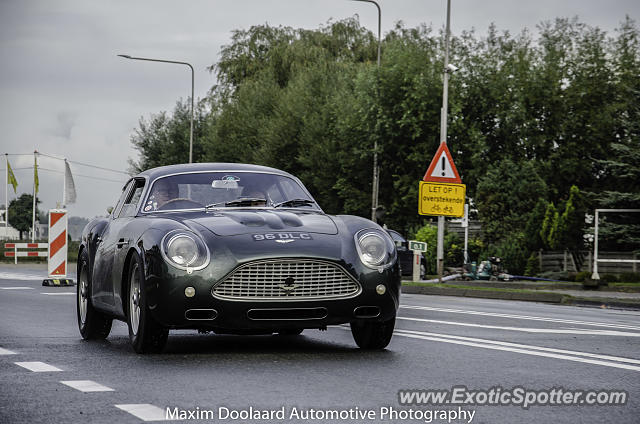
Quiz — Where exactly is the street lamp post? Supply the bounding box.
[118,54,195,163]
[351,0,381,223]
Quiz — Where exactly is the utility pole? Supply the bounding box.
[437,0,452,282]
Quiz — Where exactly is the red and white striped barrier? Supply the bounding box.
[47,210,68,277]
[43,209,74,286]
[4,243,48,264]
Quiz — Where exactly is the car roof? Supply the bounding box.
[136,163,294,181]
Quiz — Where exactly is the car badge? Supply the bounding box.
[279,277,299,293]
[276,239,294,244]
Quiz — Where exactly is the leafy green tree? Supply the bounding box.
[8,194,40,240]
[540,202,557,250]
[557,185,587,251]
[524,198,549,251]
[475,159,547,243]
[127,16,640,252]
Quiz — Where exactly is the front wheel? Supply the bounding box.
[127,253,168,354]
[350,316,395,350]
[77,250,112,339]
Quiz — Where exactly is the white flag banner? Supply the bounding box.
[64,160,76,204]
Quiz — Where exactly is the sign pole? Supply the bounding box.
[463,204,469,265]
[436,0,452,283]
[413,252,421,282]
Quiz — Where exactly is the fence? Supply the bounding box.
[4,242,48,264]
[538,250,638,274]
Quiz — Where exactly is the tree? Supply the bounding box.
[540,202,557,250]
[475,159,548,243]
[8,194,40,240]
[127,16,640,249]
[557,185,587,251]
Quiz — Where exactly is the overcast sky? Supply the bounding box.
[1,0,638,220]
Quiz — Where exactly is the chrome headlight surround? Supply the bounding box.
[160,230,210,272]
[354,229,396,271]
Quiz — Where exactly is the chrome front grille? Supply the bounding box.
[212,259,361,300]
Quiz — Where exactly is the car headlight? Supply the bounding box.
[161,231,210,272]
[355,229,396,270]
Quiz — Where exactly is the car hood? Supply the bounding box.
[180,209,339,237]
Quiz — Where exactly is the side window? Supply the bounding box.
[111,180,134,219]
[279,178,303,199]
[118,179,146,218]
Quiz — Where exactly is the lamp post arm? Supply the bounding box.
[117,55,195,163]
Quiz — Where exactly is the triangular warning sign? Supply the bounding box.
[423,142,462,183]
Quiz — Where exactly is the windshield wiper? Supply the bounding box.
[273,198,316,208]
[205,197,267,209]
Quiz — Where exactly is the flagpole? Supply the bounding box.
[4,154,8,236]
[63,159,67,209]
[32,150,37,243]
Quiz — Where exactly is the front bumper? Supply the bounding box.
[144,262,401,331]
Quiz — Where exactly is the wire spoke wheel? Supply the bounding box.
[127,253,168,353]
[78,270,88,326]
[129,263,141,337]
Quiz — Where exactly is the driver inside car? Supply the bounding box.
[145,178,179,211]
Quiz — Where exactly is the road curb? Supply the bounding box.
[401,285,640,310]
[562,297,640,310]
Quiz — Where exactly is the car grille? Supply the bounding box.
[212,259,361,300]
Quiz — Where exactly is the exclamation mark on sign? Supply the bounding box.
[441,156,446,176]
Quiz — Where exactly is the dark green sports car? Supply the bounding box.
[77,163,400,353]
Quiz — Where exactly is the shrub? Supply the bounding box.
[618,272,640,283]
[574,271,591,282]
[524,252,540,276]
[599,273,619,283]
[538,270,570,281]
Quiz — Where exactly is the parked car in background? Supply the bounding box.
[77,163,401,353]
[386,229,425,280]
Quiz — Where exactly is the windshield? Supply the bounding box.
[141,171,318,212]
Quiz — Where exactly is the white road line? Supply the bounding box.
[0,272,43,281]
[14,361,62,372]
[41,292,75,296]
[0,347,17,355]
[397,316,640,337]
[392,329,640,365]
[0,287,34,290]
[61,380,114,392]
[401,305,640,331]
[393,329,640,372]
[115,404,168,422]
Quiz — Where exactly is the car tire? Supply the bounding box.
[77,250,112,340]
[350,316,395,350]
[127,253,168,354]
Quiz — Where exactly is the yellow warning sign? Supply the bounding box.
[418,182,466,217]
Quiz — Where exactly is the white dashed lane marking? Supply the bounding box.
[0,347,17,355]
[40,292,75,296]
[14,361,63,372]
[0,287,34,290]
[61,380,114,392]
[115,404,168,421]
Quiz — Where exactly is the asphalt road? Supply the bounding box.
[1,264,639,423]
